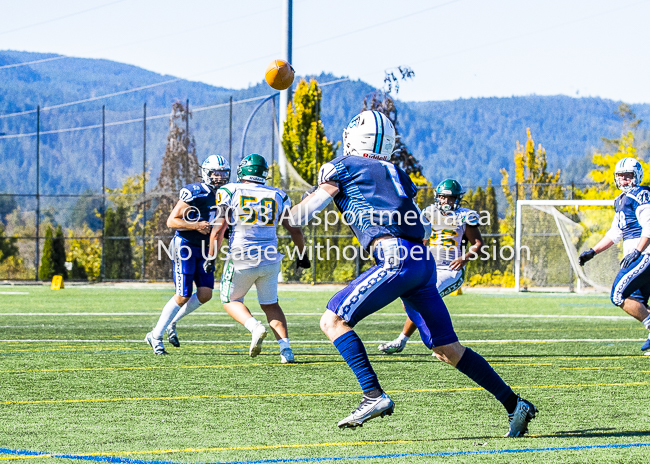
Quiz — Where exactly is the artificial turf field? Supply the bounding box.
[1,285,649,464]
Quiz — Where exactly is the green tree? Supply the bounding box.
[38,227,53,280]
[51,225,68,279]
[0,224,18,264]
[70,259,88,280]
[282,79,339,185]
[104,206,135,279]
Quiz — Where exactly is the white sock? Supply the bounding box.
[244,317,260,333]
[152,297,181,339]
[398,333,410,342]
[278,338,291,351]
[171,293,202,325]
[643,314,650,331]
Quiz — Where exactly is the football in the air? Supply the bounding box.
[265,60,295,90]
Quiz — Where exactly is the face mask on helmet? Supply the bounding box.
[435,194,462,212]
[342,110,396,161]
[614,157,643,192]
[434,179,464,212]
[201,155,231,189]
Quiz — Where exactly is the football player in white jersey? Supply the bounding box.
[378,178,484,354]
[205,154,309,363]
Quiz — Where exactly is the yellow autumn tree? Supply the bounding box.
[500,128,564,287]
[282,79,339,186]
[583,131,650,199]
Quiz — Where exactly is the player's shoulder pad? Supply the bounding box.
[626,186,650,205]
[260,185,290,202]
[457,207,480,226]
[179,183,201,202]
[318,161,338,184]
[216,183,236,203]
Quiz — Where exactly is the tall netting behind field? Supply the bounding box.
[519,204,618,291]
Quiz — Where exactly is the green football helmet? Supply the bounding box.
[237,154,268,184]
[435,178,464,212]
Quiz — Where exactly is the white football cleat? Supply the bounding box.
[337,393,394,429]
[378,337,407,354]
[145,332,168,355]
[249,323,268,357]
[280,347,295,364]
[504,397,537,437]
[166,323,180,348]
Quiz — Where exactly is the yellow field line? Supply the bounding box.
[559,367,624,370]
[0,456,48,460]
[3,381,648,406]
[0,362,345,374]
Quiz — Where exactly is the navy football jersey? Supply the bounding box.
[318,155,425,250]
[613,186,650,241]
[175,182,216,247]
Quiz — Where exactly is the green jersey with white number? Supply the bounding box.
[216,182,292,270]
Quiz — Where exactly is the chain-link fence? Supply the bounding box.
[0,96,604,284]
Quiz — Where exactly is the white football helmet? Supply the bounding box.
[201,155,230,189]
[614,157,643,192]
[342,110,396,161]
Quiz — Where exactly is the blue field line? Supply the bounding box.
[2,442,650,464]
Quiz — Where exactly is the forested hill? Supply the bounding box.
[1,49,649,195]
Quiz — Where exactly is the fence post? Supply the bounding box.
[513,182,518,288]
[229,96,233,175]
[101,105,106,281]
[35,106,40,281]
[141,103,147,281]
[185,98,190,180]
[271,94,276,187]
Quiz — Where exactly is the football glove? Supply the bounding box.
[301,186,318,201]
[620,249,641,269]
[578,249,596,266]
[296,256,311,269]
[203,258,216,274]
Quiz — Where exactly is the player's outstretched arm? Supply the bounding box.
[289,182,339,226]
[450,225,483,271]
[167,200,210,234]
[579,236,616,266]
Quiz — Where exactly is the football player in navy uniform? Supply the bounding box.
[579,157,650,352]
[290,110,537,436]
[145,155,230,354]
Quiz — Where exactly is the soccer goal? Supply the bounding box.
[514,199,616,292]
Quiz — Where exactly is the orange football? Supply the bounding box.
[265,60,295,90]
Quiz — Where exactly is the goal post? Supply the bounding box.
[514,199,615,292]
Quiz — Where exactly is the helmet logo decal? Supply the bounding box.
[372,111,384,155]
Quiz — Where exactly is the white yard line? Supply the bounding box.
[0,312,632,319]
[0,338,645,344]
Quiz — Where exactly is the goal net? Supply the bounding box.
[514,200,618,292]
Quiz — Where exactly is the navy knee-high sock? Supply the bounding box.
[455,347,518,413]
[333,331,381,394]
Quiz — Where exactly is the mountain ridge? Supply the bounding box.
[0,50,648,195]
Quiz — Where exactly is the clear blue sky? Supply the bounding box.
[3,0,650,103]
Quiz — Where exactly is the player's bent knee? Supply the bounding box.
[197,288,212,304]
[320,310,344,334]
[432,342,465,367]
[174,295,190,306]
